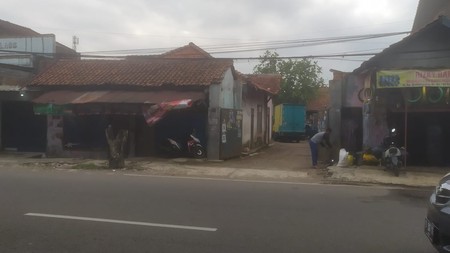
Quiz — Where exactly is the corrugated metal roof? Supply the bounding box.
[32,90,205,105]
[412,0,450,33]
[354,16,450,74]
[30,58,234,87]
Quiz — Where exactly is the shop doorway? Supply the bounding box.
[389,111,450,166]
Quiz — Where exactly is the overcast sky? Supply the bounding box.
[1,0,420,81]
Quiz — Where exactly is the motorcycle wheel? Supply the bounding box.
[192,146,206,158]
[391,156,400,177]
[393,165,399,177]
[385,163,392,171]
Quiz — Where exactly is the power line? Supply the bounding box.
[5,36,450,62]
[2,47,447,61]
[80,31,410,55]
[229,52,380,61]
[80,48,450,61]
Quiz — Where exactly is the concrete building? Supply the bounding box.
[29,43,280,160]
[351,16,450,166]
[30,56,241,160]
[0,19,77,152]
[241,74,281,152]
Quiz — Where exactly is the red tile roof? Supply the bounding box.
[30,58,234,87]
[161,42,213,58]
[307,87,330,111]
[245,74,281,95]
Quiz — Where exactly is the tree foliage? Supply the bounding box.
[253,50,325,105]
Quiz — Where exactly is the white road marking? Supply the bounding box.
[24,213,217,232]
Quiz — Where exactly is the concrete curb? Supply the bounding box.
[327,166,446,187]
[1,156,448,187]
[138,161,310,181]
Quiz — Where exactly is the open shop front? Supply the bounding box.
[2,101,47,152]
[32,90,207,158]
[367,69,450,167]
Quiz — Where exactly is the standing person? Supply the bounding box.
[309,128,332,168]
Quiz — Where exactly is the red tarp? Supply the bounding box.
[143,99,193,126]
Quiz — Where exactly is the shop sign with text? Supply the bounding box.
[376,69,450,88]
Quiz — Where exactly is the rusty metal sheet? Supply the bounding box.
[32,91,80,104]
[72,91,109,104]
[32,90,205,105]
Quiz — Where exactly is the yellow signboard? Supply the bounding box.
[376,69,450,88]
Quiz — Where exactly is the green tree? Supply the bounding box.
[253,50,325,104]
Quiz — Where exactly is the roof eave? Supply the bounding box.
[354,16,450,74]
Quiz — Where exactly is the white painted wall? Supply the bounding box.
[241,85,273,150]
[208,68,240,109]
[219,68,238,109]
[207,67,242,160]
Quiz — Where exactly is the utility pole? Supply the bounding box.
[72,36,79,51]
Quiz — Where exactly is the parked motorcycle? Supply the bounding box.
[382,128,404,177]
[162,133,206,158]
[360,128,405,176]
[186,134,206,158]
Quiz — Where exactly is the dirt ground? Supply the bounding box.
[184,140,331,171]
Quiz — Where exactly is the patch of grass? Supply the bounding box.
[72,163,106,170]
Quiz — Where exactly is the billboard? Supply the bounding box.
[377,69,450,88]
[0,35,56,67]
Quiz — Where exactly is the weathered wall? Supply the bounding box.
[46,115,63,156]
[220,69,237,109]
[0,67,33,88]
[412,0,450,33]
[266,101,273,144]
[207,107,221,160]
[364,101,389,149]
[328,78,342,161]
[241,86,270,150]
[207,68,242,160]
[338,73,389,151]
[208,69,240,109]
[219,108,242,159]
[343,75,364,108]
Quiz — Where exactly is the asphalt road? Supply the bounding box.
[0,166,436,253]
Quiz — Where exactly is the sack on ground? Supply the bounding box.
[337,148,349,167]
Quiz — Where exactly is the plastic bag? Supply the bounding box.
[337,148,349,167]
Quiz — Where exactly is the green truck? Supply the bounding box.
[272,104,306,142]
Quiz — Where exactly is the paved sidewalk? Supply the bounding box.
[0,148,447,187]
[328,165,448,187]
[136,160,312,181]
